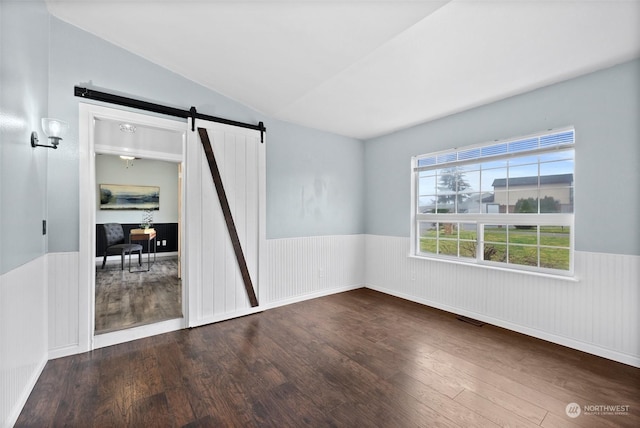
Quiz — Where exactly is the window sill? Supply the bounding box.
[407,253,579,282]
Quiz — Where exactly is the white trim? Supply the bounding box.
[407,253,579,282]
[415,213,572,224]
[48,344,83,360]
[187,307,264,329]
[413,126,575,170]
[94,145,183,163]
[265,284,364,311]
[258,129,268,314]
[79,103,188,352]
[93,318,185,349]
[409,156,418,257]
[96,251,178,264]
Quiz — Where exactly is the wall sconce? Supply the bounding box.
[31,118,68,149]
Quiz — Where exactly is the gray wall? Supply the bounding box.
[364,59,640,256]
[5,5,636,260]
[267,120,364,238]
[0,1,50,274]
[47,17,364,252]
[95,155,179,224]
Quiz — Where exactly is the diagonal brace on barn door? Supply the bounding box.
[198,128,259,307]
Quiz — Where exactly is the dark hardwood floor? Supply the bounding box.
[95,256,182,334]
[17,289,640,427]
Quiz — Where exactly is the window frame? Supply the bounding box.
[410,127,575,277]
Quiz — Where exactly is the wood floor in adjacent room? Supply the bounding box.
[95,256,182,334]
[17,288,639,427]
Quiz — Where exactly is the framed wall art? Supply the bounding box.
[99,184,159,210]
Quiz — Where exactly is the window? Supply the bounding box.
[412,128,574,275]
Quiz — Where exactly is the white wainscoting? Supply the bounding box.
[42,235,640,368]
[365,234,640,367]
[48,252,81,359]
[45,234,366,358]
[1,256,48,428]
[265,234,365,307]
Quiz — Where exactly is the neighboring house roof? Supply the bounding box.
[458,192,495,208]
[492,173,573,188]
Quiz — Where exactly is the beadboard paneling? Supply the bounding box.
[365,234,640,367]
[47,252,80,358]
[265,234,365,306]
[1,256,48,428]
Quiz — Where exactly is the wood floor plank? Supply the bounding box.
[262,381,338,427]
[329,401,387,427]
[412,351,548,424]
[297,334,459,427]
[222,318,289,392]
[129,392,172,427]
[163,387,197,427]
[390,370,500,428]
[429,349,626,428]
[286,299,412,380]
[397,357,466,399]
[16,289,640,427]
[541,411,584,428]
[252,315,349,411]
[454,389,542,428]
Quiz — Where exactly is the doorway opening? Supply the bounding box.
[94,152,182,334]
[79,103,188,350]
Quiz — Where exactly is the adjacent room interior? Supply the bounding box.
[91,117,185,336]
[94,152,182,334]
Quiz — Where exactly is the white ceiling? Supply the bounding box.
[46,0,640,140]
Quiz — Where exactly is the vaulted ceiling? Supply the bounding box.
[46,0,640,139]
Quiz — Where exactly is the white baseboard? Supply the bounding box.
[95,251,178,264]
[93,317,185,350]
[265,283,364,311]
[48,344,83,360]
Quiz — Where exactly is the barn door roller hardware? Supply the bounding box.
[74,86,266,142]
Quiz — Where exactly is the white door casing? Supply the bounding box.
[79,103,187,351]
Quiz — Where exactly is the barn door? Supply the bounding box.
[185,119,263,327]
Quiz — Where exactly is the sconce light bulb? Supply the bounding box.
[41,118,68,139]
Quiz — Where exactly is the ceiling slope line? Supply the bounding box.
[272,0,453,119]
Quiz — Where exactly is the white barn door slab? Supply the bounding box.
[185,119,264,327]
